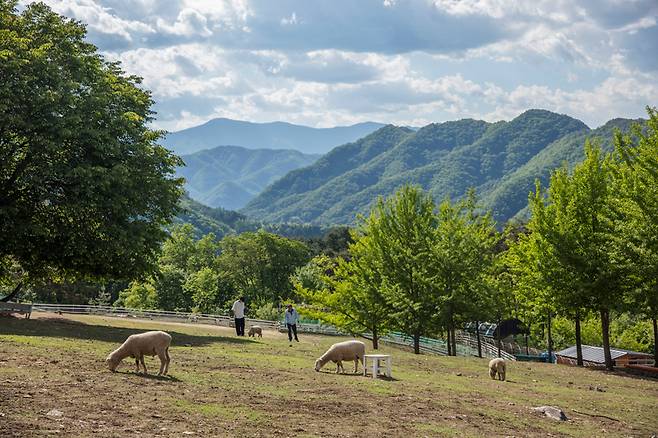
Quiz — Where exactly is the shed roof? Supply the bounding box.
[556,345,652,364]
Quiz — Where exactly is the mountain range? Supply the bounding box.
[178,146,320,210]
[163,118,385,155]
[241,110,639,225]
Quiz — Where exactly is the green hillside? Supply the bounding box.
[178,145,320,210]
[173,194,327,239]
[242,110,639,225]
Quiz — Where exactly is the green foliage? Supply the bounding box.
[217,230,311,304]
[185,267,221,314]
[252,302,283,321]
[115,281,158,309]
[0,2,183,281]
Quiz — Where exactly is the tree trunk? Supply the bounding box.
[653,317,657,368]
[450,323,457,356]
[600,309,613,371]
[413,331,421,354]
[372,326,379,350]
[496,317,502,358]
[476,320,482,358]
[547,311,553,364]
[446,328,452,356]
[525,333,529,355]
[575,310,583,367]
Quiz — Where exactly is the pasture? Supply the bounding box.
[0,313,656,437]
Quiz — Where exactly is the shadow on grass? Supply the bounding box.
[113,369,182,382]
[316,369,400,381]
[0,315,251,347]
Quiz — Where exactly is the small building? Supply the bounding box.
[555,345,654,367]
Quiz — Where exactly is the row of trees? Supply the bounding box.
[295,188,500,354]
[116,225,311,315]
[507,110,658,369]
[296,109,658,368]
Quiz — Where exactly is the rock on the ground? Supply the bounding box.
[46,409,63,418]
[532,406,568,421]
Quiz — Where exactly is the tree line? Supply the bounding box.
[296,110,658,368]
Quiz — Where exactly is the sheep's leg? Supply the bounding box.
[164,348,170,375]
[336,361,343,374]
[135,358,140,373]
[353,358,359,374]
[139,355,147,374]
[157,351,167,375]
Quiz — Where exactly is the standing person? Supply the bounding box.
[285,304,299,342]
[231,296,245,336]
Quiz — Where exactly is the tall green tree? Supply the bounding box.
[362,186,438,354]
[0,2,183,284]
[295,237,393,349]
[430,193,499,356]
[529,143,626,370]
[614,107,658,366]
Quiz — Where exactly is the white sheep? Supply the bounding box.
[106,331,171,376]
[314,340,366,374]
[248,326,262,338]
[488,358,506,381]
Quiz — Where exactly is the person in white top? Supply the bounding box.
[231,297,245,336]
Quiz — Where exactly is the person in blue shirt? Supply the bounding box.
[284,304,299,342]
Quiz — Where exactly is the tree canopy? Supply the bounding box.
[0,1,183,282]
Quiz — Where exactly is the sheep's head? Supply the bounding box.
[106,354,119,372]
[314,359,322,372]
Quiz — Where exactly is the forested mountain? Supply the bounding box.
[173,194,327,239]
[242,110,640,225]
[178,145,320,210]
[162,118,385,155]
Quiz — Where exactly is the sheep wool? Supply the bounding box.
[315,340,366,374]
[106,330,171,376]
[488,358,506,381]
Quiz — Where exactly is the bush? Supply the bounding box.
[253,302,282,321]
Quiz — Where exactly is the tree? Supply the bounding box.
[115,281,158,310]
[528,142,627,370]
[614,107,658,366]
[430,192,499,356]
[295,238,393,349]
[185,267,221,313]
[217,230,310,304]
[363,186,439,354]
[0,2,183,285]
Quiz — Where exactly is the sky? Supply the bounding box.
[22,0,658,132]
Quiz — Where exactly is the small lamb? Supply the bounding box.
[315,340,366,374]
[248,326,262,338]
[488,358,506,381]
[106,331,171,376]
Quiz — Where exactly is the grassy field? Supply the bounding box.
[0,313,656,437]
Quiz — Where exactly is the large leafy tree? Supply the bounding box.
[529,143,627,370]
[295,238,393,349]
[430,193,499,356]
[614,107,658,366]
[217,230,310,304]
[0,2,183,284]
[362,186,439,354]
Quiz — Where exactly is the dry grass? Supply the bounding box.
[1,313,656,437]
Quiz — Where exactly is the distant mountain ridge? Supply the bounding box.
[178,145,320,210]
[163,118,386,155]
[242,109,640,225]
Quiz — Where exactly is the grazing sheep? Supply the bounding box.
[248,326,262,338]
[106,331,171,376]
[488,358,506,381]
[314,340,366,374]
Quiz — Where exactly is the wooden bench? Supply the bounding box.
[363,354,392,379]
[0,302,32,319]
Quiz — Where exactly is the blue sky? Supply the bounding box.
[23,0,658,131]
